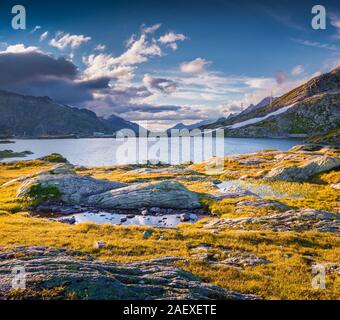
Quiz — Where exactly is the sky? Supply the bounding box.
[0,0,340,130]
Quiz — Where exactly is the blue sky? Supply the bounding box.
[0,0,340,129]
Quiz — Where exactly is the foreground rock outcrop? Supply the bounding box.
[0,247,258,300]
[204,209,340,233]
[17,166,201,210]
[17,170,126,205]
[86,181,201,209]
[265,156,340,182]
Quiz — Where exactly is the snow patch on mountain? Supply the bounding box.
[228,104,296,129]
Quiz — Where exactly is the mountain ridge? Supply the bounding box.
[201,67,340,138]
[0,89,140,138]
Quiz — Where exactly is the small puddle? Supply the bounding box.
[54,212,199,228]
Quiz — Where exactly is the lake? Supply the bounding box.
[2,137,302,166]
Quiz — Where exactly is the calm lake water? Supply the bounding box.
[2,138,302,166]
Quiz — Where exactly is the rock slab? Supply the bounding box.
[0,247,258,300]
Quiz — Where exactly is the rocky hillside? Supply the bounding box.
[0,90,140,138]
[202,67,340,138]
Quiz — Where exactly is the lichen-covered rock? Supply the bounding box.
[289,144,324,152]
[17,173,126,204]
[213,186,259,200]
[0,247,259,300]
[204,209,340,233]
[86,181,201,209]
[190,245,270,269]
[236,200,290,211]
[265,156,340,181]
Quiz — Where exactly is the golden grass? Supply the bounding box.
[0,213,339,300]
[0,150,339,300]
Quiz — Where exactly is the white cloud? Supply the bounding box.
[291,65,304,76]
[31,26,41,34]
[82,53,135,82]
[50,32,91,50]
[94,44,106,51]
[142,23,162,34]
[159,32,188,50]
[125,34,136,48]
[83,33,163,83]
[180,58,210,74]
[293,38,340,52]
[0,44,41,54]
[39,31,49,42]
[330,13,340,39]
[112,34,161,65]
[159,32,187,44]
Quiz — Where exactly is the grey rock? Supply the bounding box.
[94,241,106,249]
[236,200,290,211]
[86,181,201,210]
[180,213,191,222]
[17,173,126,205]
[58,216,76,225]
[141,210,150,216]
[214,186,259,200]
[204,209,340,233]
[0,247,259,300]
[190,245,270,268]
[265,156,340,182]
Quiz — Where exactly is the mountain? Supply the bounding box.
[0,90,141,138]
[103,114,140,133]
[201,67,340,138]
[168,118,226,132]
[239,96,275,116]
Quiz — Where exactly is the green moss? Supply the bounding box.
[23,183,62,205]
[39,153,68,163]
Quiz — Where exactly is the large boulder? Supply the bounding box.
[265,156,340,181]
[0,247,259,300]
[17,172,126,204]
[86,181,201,209]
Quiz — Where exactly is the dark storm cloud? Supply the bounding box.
[0,50,112,104]
[113,104,181,113]
[143,74,177,94]
[0,51,77,86]
[0,49,182,120]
